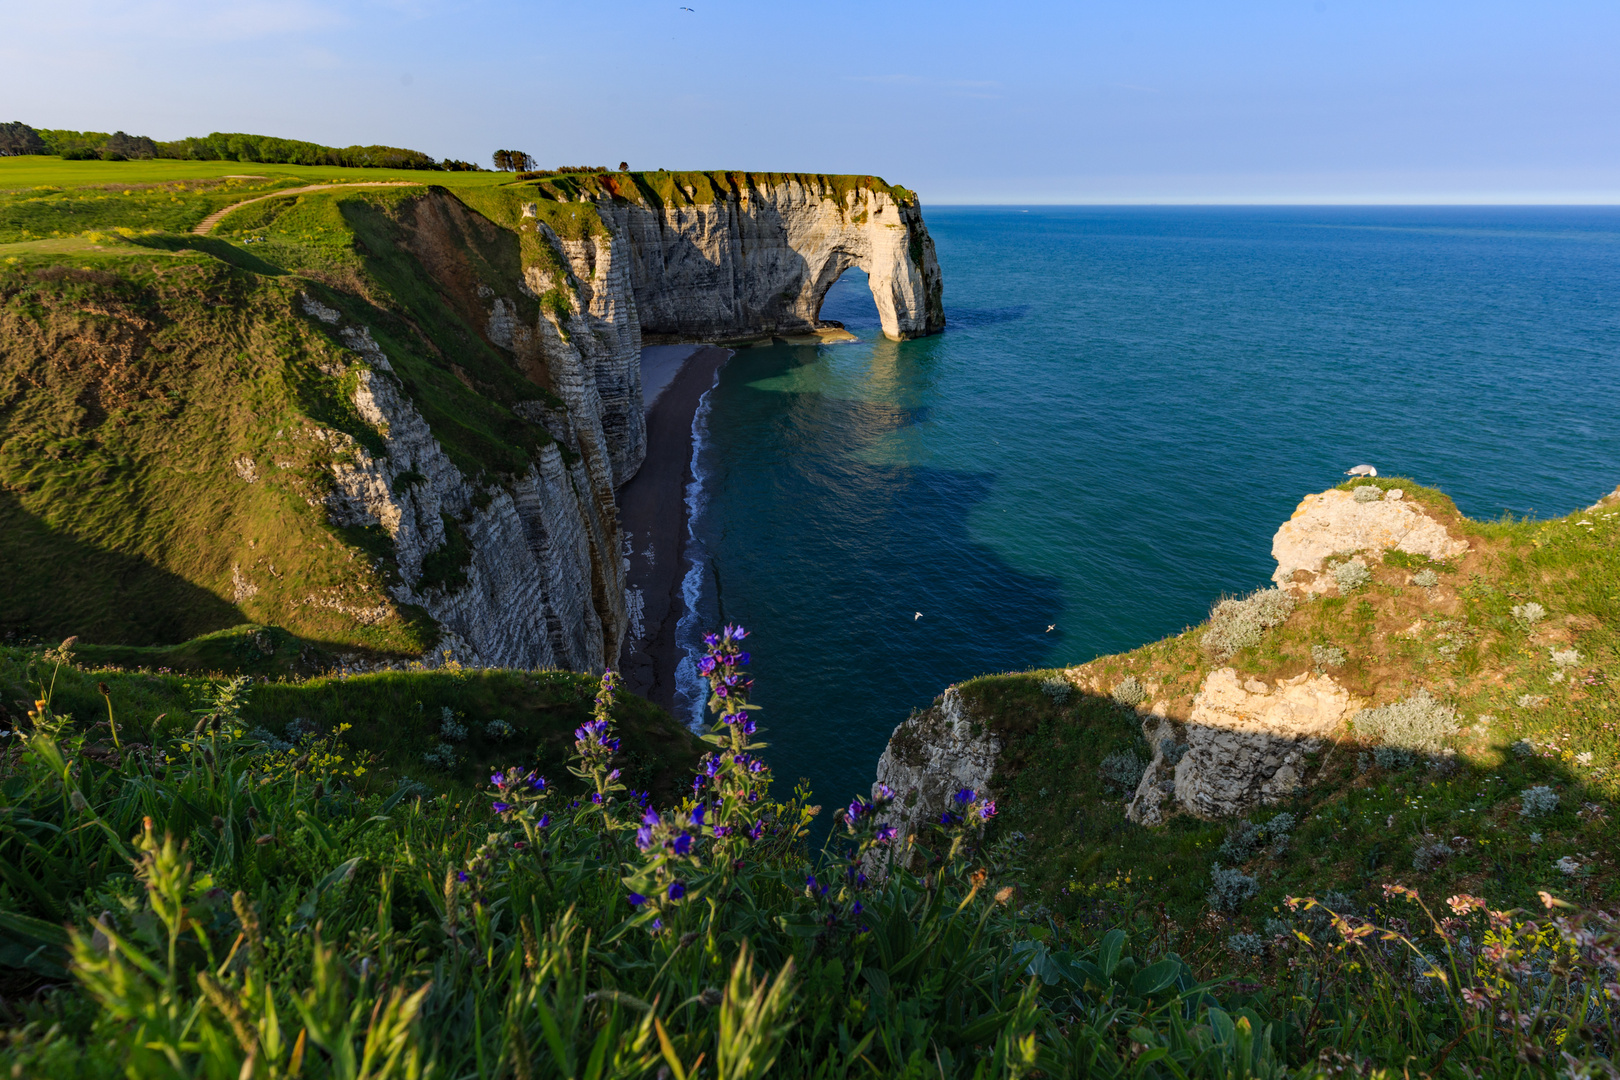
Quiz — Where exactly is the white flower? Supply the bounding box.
[1556,856,1582,875]
[1550,648,1581,667]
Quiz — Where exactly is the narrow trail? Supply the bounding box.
[191,181,418,235]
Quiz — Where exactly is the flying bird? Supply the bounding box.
[679,5,695,9]
[1046,624,1056,633]
[914,612,923,620]
[1345,464,1378,477]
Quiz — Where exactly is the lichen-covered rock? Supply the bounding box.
[1272,488,1468,594]
[1129,668,1359,822]
[871,687,1000,861]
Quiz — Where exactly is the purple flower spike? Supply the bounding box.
[492,801,511,814]
[636,826,654,851]
[736,651,751,665]
[875,823,897,843]
[877,784,893,800]
[491,773,505,787]
[698,656,717,676]
[690,803,706,826]
[672,833,692,856]
[537,814,551,828]
[953,788,975,805]
[667,881,686,900]
[643,808,660,825]
[978,800,997,820]
[628,891,646,906]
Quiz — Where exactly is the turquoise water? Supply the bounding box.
[675,207,1620,808]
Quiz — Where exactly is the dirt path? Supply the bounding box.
[191,181,419,235]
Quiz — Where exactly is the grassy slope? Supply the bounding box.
[0,645,701,804]
[0,183,567,658]
[962,477,1618,965]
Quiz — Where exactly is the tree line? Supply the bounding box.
[0,121,482,171]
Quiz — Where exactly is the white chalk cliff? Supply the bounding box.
[303,177,945,672]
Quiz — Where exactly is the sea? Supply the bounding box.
[672,206,1620,810]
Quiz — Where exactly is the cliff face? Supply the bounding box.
[598,177,945,343]
[0,173,943,676]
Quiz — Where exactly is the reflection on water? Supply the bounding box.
[681,207,1620,808]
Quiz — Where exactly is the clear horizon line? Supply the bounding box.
[920,197,1620,207]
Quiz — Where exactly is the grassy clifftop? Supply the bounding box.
[952,476,1618,941]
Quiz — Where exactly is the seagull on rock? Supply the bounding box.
[1345,464,1378,478]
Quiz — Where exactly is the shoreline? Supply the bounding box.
[617,344,730,716]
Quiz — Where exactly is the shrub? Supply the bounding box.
[1311,644,1347,669]
[1516,694,1547,709]
[1227,932,1266,956]
[1374,745,1417,771]
[1353,486,1383,503]
[1040,676,1072,706]
[439,705,468,742]
[1203,587,1296,661]
[1220,812,1295,862]
[1520,785,1559,818]
[1550,648,1581,667]
[1413,569,1439,588]
[1330,559,1371,593]
[1159,738,1188,767]
[1510,739,1535,758]
[1354,689,1457,752]
[422,742,458,769]
[485,717,516,740]
[1512,601,1547,627]
[1411,840,1455,872]
[1111,676,1144,707]
[1207,865,1259,912]
[1098,750,1146,794]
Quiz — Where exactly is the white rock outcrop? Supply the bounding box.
[1128,668,1359,823]
[599,178,944,343]
[1272,488,1468,594]
[871,687,1000,865]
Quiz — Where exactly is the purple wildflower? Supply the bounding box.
[667,881,687,900]
[636,826,654,851]
[628,892,647,906]
[690,803,706,826]
[537,814,550,828]
[978,800,997,820]
[875,823,897,843]
[492,801,511,814]
[699,656,718,675]
[672,833,692,856]
[953,788,975,806]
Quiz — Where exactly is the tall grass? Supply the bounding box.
[0,633,1613,1076]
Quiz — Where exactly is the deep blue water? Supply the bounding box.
[675,207,1620,808]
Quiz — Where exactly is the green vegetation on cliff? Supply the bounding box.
[943,477,1618,1012]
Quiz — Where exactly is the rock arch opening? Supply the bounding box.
[812,259,884,337]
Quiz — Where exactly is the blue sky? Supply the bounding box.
[4,0,1618,203]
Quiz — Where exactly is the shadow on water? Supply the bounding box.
[686,338,1065,812]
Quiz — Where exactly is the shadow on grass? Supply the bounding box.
[129,232,287,275]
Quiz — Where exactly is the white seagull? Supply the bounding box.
[1046,624,1056,632]
[914,612,923,620]
[1345,464,1378,478]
